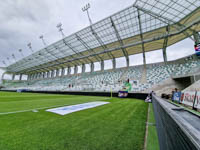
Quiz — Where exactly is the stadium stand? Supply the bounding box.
[2,54,200,93]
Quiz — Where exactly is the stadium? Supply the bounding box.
[0,0,200,149]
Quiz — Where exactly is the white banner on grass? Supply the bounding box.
[46,101,110,115]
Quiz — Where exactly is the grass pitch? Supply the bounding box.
[0,92,148,150]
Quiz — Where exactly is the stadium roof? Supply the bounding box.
[6,0,200,74]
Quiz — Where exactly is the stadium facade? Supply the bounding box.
[1,0,200,94]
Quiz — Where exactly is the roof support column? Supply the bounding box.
[42,72,45,79]
[74,65,78,74]
[1,73,5,80]
[193,32,200,44]
[56,69,59,77]
[91,62,94,72]
[12,74,15,80]
[29,74,32,80]
[163,46,167,63]
[112,58,116,69]
[61,68,65,76]
[67,67,71,75]
[101,61,104,71]
[19,74,22,81]
[46,71,50,78]
[126,56,129,67]
[82,64,86,73]
[51,70,54,78]
[137,9,146,66]
[163,26,169,63]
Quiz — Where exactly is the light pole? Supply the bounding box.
[18,49,24,57]
[82,3,93,25]
[12,54,17,62]
[56,23,65,38]
[27,43,34,52]
[39,35,47,46]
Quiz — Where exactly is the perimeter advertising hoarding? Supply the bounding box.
[194,92,200,109]
[194,43,200,56]
[173,92,182,103]
[181,91,196,107]
[181,91,200,109]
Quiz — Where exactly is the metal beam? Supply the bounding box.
[76,34,102,62]
[61,39,90,64]
[163,26,169,63]
[90,26,114,59]
[137,9,146,66]
[110,17,129,67]
[133,5,194,41]
[10,18,200,74]
[54,45,79,66]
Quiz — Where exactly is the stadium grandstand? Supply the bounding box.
[1,0,200,150]
[1,0,200,95]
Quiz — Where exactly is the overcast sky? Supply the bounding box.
[0,0,195,79]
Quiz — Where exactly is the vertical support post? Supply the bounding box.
[67,67,71,75]
[163,26,169,63]
[12,74,15,80]
[46,72,49,78]
[56,69,59,77]
[74,65,78,74]
[19,74,22,81]
[51,70,54,78]
[61,68,65,76]
[82,64,86,73]
[112,58,116,69]
[42,72,45,78]
[126,56,129,67]
[101,61,104,71]
[163,46,167,63]
[91,62,94,72]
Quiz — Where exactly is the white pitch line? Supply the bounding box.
[0,98,111,115]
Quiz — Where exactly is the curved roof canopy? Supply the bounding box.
[6,0,200,74]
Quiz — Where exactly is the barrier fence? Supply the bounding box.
[152,95,200,150]
[0,90,148,100]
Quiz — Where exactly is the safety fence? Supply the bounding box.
[152,95,200,150]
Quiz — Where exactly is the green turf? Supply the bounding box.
[146,103,159,150]
[0,92,148,150]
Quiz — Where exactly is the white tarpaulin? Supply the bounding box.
[46,101,110,115]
